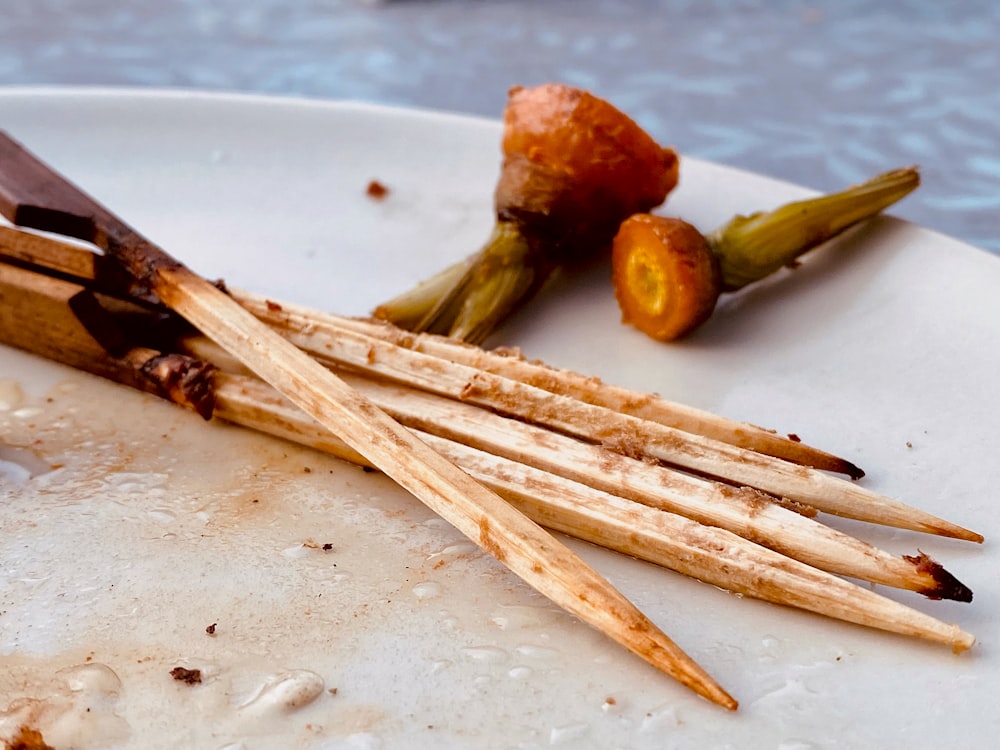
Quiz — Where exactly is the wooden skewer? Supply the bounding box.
[209,379,975,651]
[237,293,981,542]
[0,259,976,652]
[182,328,974,601]
[0,132,736,709]
[0,223,860,476]
[0,223,979,543]
[0,223,979,598]
[247,291,866,477]
[329,373,973,601]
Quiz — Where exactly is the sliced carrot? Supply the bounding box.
[612,215,722,341]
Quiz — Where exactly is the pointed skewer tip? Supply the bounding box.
[906,552,974,603]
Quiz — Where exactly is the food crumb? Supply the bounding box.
[906,441,913,448]
[265,299,283,312]
[205,622,217,636]
[366,179,389,200]
[787,433,801,442]
[170,666,203,685]
[328,687,338,696]
[322,543,333,551]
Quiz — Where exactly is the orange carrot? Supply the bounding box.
[612,167,920,341]
[374,83,679,343]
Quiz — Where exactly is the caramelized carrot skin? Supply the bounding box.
[495,84,679,261]
[612,215,722,341]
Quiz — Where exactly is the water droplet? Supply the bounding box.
[148,508,177,523]
[58,662,122,697]
[411,581,442,600]
[778,740,819,750]
[429,659,452,675]
[550,723,589,745]
[282,544,312,559]
[438,612,458,631]
[513,644,561,661]
[422,517,452,531]
[425,542,479,566]
[0,444,52,484]
[0,379,25,410]
[238,670,326,715]
[640,703,682,733]
[461,645,508,663]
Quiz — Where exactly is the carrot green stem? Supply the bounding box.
[706,167,920,291]
[372,257,471,331]
[374,220,544,344]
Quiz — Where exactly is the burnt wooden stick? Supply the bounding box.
[0,132,736,709]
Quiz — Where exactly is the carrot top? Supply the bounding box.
[495,83,679,261]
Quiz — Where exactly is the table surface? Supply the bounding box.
[1,0,997,255]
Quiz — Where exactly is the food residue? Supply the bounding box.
[366,180,389,200]
[169,667,202,685]
[4,726,54,750]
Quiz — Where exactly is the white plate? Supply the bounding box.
[1,88,998,749]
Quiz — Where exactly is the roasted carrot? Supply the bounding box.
[612,167,920,341]
[374,83,679,343]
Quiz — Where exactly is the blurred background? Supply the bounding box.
[1,0,997,254]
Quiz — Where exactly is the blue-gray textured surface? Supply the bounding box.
[1,0,997,253]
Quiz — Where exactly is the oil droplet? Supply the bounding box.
[411,582,442,600]
[507,666,533,680]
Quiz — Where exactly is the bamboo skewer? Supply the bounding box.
[245,290,864,477]
[2,223,981,544]
[185,323,966,600]
[238,292,980,542]
[0,247,971,602]
[0,132,736,709]
[0,216,859,478]
[0,224,860,477]
[0,259,976,652]
[324,374,973,601]
[0,224,980,598]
